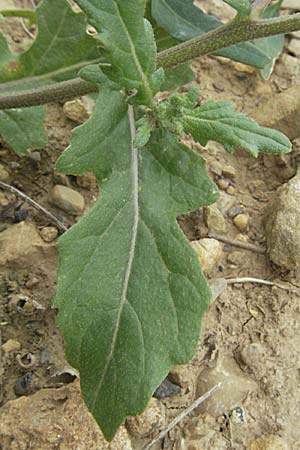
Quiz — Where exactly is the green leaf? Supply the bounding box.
[151,0,272,68]
[0,32,13,67]
[223,0,252,16]
[254,0,284,79]
[161,64,195,91]
[0,0,100,83]
[74,0,157,105]
[54,87,218,440]
[180,99,292,157]
[0,106,47,156]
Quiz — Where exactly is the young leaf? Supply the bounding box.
[161,64,195,91]
[151,0,272,68]
[180,99,292,156]
[74,0,157,105]
[0,106,46,156]
[54,87,218,440]
[223,0,252,17]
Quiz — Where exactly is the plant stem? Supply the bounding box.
[156,13,300,68]
[0,9,36,24]
[0,13,299,109]
[0,78,98,109]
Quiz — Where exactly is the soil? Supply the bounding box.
[1,1,300,449]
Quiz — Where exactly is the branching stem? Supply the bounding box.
[0,13,299,109]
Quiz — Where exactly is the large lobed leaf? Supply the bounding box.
[74,0,157,105]
[0,0,99,155]
[54,87,218,440]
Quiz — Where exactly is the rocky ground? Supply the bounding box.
[1,1,300,449]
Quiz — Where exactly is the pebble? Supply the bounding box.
[216,192,235,215]
[49,185,85,215]
[239,343,265,370]
[0,163,10,182]
[226,185,236,195]
[288,38,300,56]
[191,238,222,273]
[154,378,181,399]
[40,226,58,243]
[222,165,236,178]
[28,151,41,162]
[210,161,223,176]
[250,434,289,450]
[126,398,165,437]
[229,406,246,424]
[204,205,227,233]
[196,356,257,416]
[76,173,98,190]
[227,206,244,218]
[233,214,249,232]
[0,192,9,206]
[63,98,90,123]
[217,178,229,190]
[1,339,21,353]
[14,372,33,396]
[25,276,40,289]
[264,172,300,269]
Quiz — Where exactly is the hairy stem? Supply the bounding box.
[0,13,299,109]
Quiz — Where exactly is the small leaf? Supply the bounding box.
[74,0,157,105]
[54,87,218,440]
[0,106,47,156]
[180,99,292,156]
[151,0,272,68]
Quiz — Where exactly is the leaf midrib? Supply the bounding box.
[90,105,140,412]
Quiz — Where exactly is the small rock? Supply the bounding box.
[191,239,222,273]
[264,172,300,269]
[76,173,98,190]
[204,205,227,233]
[288,38,300,56]
[28,151,41,162]
[25,276,39,289]
[239,343,265,370]
[52,172,72,187]
[196,356,257,416]
[1,339,21,353]
[154,378,181,399]
[210,161,223,176]
[0,164,9,182]
[227,206,244,218]
[0,222,57,269]
[14,372,33,396]
[226,185,236,195]
[0,192,9,206]
[233,214,249,232]
[63,98,90,123]
[8,294,45,314]
[40,226,58,243]
[250,434,289,450]
[217,178,229,190]
[126,398,165,438]
[216,192,235,215]
[49,185,85,215]
[222,165,236,178]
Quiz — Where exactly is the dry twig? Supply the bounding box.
[142,383,221,450]
[208,232,266,255]
[0,180,68,233]
[226,277,297,292]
